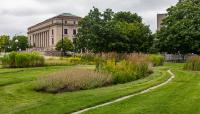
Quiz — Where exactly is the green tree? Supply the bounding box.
[11,35,29,51]
[56,38,74,51]
[113,11,142,23]
[0,35,10,52]
[157,0,200,54]
[76,7,153,53]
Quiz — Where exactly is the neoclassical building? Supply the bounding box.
[27,13,81,50]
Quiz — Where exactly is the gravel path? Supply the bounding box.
[72,70,175,114]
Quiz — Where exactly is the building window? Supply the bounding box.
[74,21,76,24]
[52,29,54,35]
[52,38,54,45]
[73,29,77,35]
[64,29,68,34]
[65,21,68,24]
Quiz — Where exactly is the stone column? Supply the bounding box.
[47,31,49,47]
[35,33,38,47]
[41,33,43,47]
[42,32,44,47]
[39,33,41,47]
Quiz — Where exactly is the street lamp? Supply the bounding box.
[61,18,64,57]
[15,39,19,51]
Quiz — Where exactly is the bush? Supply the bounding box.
[97,53,152,84]
[184,56,200,71]
[35,68,112,93]
[1,52,44,68]
[44,57,81,66]
[148,54,165,66]
[56,38,74,51]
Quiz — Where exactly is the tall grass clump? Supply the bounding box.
[184,56,200,71]
[97,53,152,84]
[35,68,112,93]
[1,52,44,68]
[44,57,81,66]
[148,54,165,66]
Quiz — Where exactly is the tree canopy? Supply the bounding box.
[0,35,10,52]
[157,0,200,54]
[56,38,74,51]
[11,35,29,51]
[76,7,153,53]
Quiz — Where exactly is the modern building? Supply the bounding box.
[157,13,167,31]
[27,13,81,50]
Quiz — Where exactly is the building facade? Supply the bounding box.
[27,13,81,50]
[157,13,167,31]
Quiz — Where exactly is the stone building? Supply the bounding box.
[27,13,81,50]
[157,13,167,31]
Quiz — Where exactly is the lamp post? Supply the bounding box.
[61,18,64,57]
[15,39,19,51]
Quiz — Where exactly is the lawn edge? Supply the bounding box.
[72,69,175,114]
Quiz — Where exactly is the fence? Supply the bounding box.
[164,54,197,62]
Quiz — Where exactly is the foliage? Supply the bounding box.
[97,53,152,84]
[45,57,73,66]
[148,54,165,66]
[85,63,200,114]
[184,55,200,71]
[0,35,10,52]
[11,35,29,51]
[157,0,200,54]
[79,53,97,64]
[0,65,169,114]
[45,56,95,66]
[1,52,44,68]
[56,38,74,51]
[35,68,112,93]
[76,7,153,53]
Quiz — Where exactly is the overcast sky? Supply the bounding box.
[0,0,178,37]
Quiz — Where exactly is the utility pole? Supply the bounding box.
[61,18,64,57]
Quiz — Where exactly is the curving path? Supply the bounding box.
[72,70,175,114]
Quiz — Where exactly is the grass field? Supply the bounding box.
[84,63,200,114]
[0,64,170,114]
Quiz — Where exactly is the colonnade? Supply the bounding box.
[32,31,50,47]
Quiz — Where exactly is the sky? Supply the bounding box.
[0,0,178,37]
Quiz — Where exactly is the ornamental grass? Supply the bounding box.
[184,56,200,71]
[35,68,112,93]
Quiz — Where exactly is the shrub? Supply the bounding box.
[35,68,112,93]
[1,52,44,68]
[148,54,165,66]
[56,38,74,51]
[44,57,82,66]
[97,53,152,84]
[184,56,200,71]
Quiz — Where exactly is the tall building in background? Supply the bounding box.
[157,13,167,31]
[27,13,81,50]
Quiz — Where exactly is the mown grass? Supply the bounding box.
[0,65,169,114]
[84,63,200,114]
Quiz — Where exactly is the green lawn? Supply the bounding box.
[84,63,200,114]
[0,64,170,114]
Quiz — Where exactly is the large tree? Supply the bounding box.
[76,7,153,53]
[56,38,74,52]
[0,35,10,52]
[157,0,200,54]
[11,35,29,51]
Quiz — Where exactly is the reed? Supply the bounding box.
[1,52,44,68]
[35,68,113,93]
[184,56,200,71]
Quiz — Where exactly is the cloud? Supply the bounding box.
[0,0,178,37]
